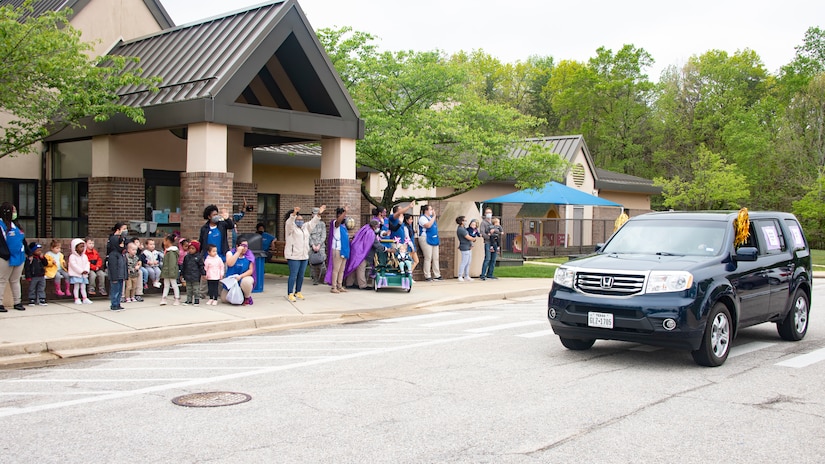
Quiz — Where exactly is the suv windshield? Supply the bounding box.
[603,219,728,256]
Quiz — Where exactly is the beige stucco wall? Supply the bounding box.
[597,190,653,211]
[437,183,518,203]
[254,165,316,195]
[92,130,187,176]
[72,0,166,57]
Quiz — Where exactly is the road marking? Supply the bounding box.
[2,379,203,383]
[421,316,500,327]
[728,342,777,358]
[0,333,490,418]
[96,357,330,361]
[517,329,555,339]
[125,348,367,352]
[0,392,120,396]
[178,340,443,345]
[775,347,825,368]
[379,313,456,323]
[38,367,302,372]
[465,321,545,333]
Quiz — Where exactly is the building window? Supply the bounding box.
[52,180,88,238]
[52,140,91,237]
[144,169,181,237]
[257,194,280,239]
[0,179,38,235]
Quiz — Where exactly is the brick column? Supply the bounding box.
[314,178,361,230]
[233,181,258,236]
[180,172,234,241]
[88,177,145,237]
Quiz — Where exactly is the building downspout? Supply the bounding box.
[41,144,48,237]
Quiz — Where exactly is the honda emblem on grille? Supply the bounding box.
[600,276,614,288]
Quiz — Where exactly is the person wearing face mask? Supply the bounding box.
[325,205,351,293]
[284,205,325,302]
[106,222,129,311]
[0,202,28,312]
[199,204,235,262]
[479,208,498,281]
[345,219,385,290]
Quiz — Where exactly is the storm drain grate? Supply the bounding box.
[171,392,252,408]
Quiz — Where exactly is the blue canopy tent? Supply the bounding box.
[483,181,622,207]
[483,181,621,253]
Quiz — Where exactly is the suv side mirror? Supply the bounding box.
[735,246,758,262]
[595,243,605,252]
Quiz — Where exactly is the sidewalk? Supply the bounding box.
[0,276,550,367]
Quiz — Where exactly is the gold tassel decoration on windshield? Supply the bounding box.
[613,209,629,233]
[734,207,750,247]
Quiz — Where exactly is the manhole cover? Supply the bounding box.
[171,392,252,408]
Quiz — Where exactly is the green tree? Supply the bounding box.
[318,28,565,209]
[792,169,825,248]
[0,1,158,158]
[655,146,750,210]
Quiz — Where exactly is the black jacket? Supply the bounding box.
[24,255,47,278]
[106,234,128,281]
[181,253,205,282]
[199,218,235,259]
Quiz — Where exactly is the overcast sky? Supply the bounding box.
[163,0,823,80]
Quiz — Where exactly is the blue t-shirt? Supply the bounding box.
[227,255,251,276]
[388,216,403,241]
[206,225,223,260]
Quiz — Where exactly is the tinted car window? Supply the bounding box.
[784,219,807,250]
[604,219,727,256]
[753,219,785,255]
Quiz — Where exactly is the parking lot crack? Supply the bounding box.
[522,382,711,456]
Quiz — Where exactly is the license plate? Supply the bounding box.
[588,311,613,329]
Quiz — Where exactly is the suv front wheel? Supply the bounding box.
[692,303,732,367]
[777,289,809,341]
[559,337,596,350]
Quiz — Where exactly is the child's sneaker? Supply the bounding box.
[159,297,167,306]
[153,281,161,288]
[88,289,96,296]
[458,276,464,282]
[100,290,108,296]
[134,296,144,302]
[82,299,93,305]
[29,299,36,306]
[74,299,82,305]
[144,283,148,289]
[173,298,181,306]
[182,299,191,306]
[38,299,48,306]
[245,296,254,305]
[194,299,200,306]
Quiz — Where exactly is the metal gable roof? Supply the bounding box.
[45,0,364,143]
[112,2,288,108]
[0,0,174,28]
[594,167,662,195]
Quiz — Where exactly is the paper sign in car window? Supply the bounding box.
[761,225,781,250]
[788,224,804,248]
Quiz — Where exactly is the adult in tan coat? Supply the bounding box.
[284,205,325,302]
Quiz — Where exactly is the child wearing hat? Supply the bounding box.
[24,243,48,306]
[181,240,205,305]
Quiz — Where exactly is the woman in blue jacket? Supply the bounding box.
[0,202,27,312]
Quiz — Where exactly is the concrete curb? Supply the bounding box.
[0,286,549,368]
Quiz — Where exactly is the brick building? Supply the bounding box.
[0,0,363,243]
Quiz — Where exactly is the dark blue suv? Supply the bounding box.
[547,211,812,366]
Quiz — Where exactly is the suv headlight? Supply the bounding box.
[553,267,575,288]
[645,271,693,293]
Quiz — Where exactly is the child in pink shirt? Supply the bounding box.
[203,244,225,305]
[67,238,92,305]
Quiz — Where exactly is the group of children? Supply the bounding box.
[23,234,227,307]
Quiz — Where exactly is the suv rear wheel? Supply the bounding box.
[559,337,596,350]
[777,289,809,341]
[692,303,731,367]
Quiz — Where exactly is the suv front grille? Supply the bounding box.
[575,272,645,296]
